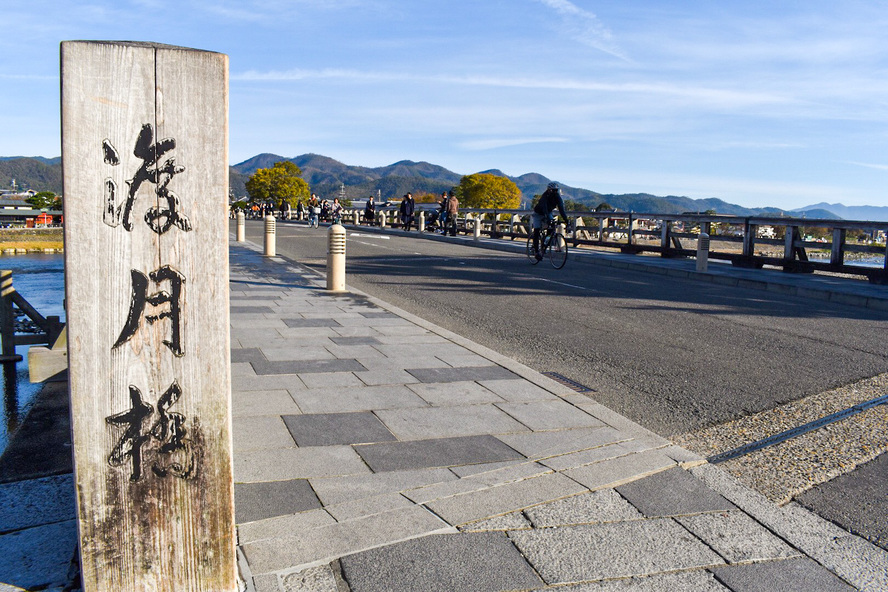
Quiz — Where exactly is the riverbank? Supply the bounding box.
[0,228,63,253]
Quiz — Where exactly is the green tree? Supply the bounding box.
[245,161,310,208]
[595,202,614,212]
[26,191,61,210]
[454,173,521,209]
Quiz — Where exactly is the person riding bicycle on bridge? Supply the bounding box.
[532,182,568,261]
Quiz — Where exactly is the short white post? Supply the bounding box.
[236,210,245,242]
[327,224,346,292]
[264,214,276,256]
[418,211,426,232]
[379,211,387,228]
[353,210,360,225]
[474,215,482,241]
[696,232,710,272]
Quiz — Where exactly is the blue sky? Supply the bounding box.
[3,0,888,210]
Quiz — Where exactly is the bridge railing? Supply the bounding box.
[334,207,888,283]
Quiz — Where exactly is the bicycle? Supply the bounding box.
[526,220,568,269]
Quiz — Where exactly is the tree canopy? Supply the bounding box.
[455,173,521,209]
[26,191,62,210]
[245,161,310,207]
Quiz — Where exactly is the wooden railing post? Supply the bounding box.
[61,41,236,591]
[0,270,21,362]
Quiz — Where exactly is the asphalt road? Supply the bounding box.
[239,220,888,549]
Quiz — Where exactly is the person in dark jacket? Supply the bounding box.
[363,197,376,225]
[532,182,568,260]
[399,193,416,231]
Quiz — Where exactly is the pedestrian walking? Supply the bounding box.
[308,194,320,228]
[446,190,459,236]
[399,193,415,231]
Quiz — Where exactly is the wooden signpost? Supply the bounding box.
[61,41,236,590]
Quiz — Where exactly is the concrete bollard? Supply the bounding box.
[379,211,387,228]
[419,211,426,232]
[696,232,710,272]
[473,216,482,241]
[264,214,276,257]
[327,224,346,292]
[236,211,245,242]
[353,210,360,225]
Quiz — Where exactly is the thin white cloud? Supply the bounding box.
[233,68,789,109]
[847,161,888,172]
[534,0,628,60]
[458,137,569,151]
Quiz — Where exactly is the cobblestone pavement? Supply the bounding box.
[229,240,887,592]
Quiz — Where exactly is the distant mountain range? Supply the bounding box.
[3,153,887,221]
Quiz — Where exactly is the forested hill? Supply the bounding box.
[0,153,860,219]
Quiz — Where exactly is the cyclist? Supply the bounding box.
[532,182,568,260]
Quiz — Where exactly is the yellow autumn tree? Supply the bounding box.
[455,173,521,209]
[245,161,310,208]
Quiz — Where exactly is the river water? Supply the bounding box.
[0,253,66,455]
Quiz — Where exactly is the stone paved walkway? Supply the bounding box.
[230,239,888,592]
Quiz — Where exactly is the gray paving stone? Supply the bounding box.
[403,461,551,504]
[540,442,645,471]
[242,505,452,574]
[407,381,504,406]
[325,492,415,522]
[298,371,366,389]
[678,510,800,563]
[251,358,366,375]
[310,468,456,506]
[252,573,282,592]
[0,520,77,591]
[358,311,399,319]
[283,318,343,328]
[238,508,336,545]
[355,435,525,473]
[282,412,396,446]
[407,365,520,383]
[0,474,76,532]
[232,361,257,376]
[459,511,533,532]
[329,336,383,346]
[538,571,730,591]
[232,389,302,417]
[231,347,267,363]
[508,519,724,584]
[564,450,676,491]
[339,532,543,592]
[435,352,497,367]
[260,346,335,361]
[425,473,588,525]
[234,446,370,482]
[290,384,428,414]
[355,368,421,386]
[232,374,307,392]
[233,415,297,451]
[231,318,288,329]
[478,378,560,401]
[524,489,644,528]
[280,565,339,592]
[235,479,322,524]
[325,344,385,359]
[616,467,736,517]
[497,399,606,430]
[374,404,529,440]
[711,558,856,592]
[496,426,624,458]
[231,306,275,314]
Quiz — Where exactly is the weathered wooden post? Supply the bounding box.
[61,41,237,591]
